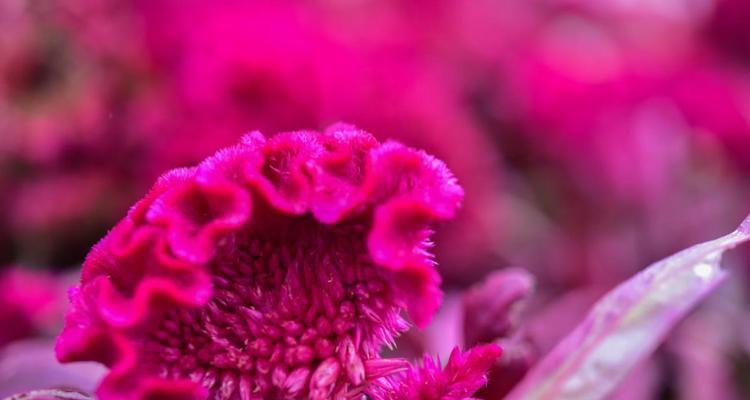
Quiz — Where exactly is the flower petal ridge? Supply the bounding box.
[55,124,463,400]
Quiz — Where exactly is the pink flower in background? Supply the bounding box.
[507,6,750,212]
[135,0,334,170]
[368,344,501,400]
[0,1,126,167]
[1,0,508,281]
[668,62,750,169]
[56,124,463,399]
[3,0,750,398]
[493,7,750,294]
[133,0,507,283]
[0,0,157,265]
[0,268,66,347]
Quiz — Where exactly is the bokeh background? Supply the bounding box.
[2,0,750,398]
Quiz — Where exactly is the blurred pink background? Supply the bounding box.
[2,0,750,398]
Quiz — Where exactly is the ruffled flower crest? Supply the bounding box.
[56,124,463,400]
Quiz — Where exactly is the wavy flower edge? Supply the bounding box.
[55,123,463,399]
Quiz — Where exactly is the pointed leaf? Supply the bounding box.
[505,214,750,400]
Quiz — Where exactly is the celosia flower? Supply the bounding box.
[56,124,463,400]
[368,344,502,400]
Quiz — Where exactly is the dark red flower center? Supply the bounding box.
[142,219,406,399]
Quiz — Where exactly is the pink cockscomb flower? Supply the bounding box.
[55,124,463,400]
[369,344,502,400]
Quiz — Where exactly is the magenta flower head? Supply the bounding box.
[55,124,463,400]
[368,344,502,400]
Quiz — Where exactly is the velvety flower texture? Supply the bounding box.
[55,124,464,400]
[368,344,502,400]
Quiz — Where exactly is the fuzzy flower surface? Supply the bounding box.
[368,344,502,400]
[55,124,463,400]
